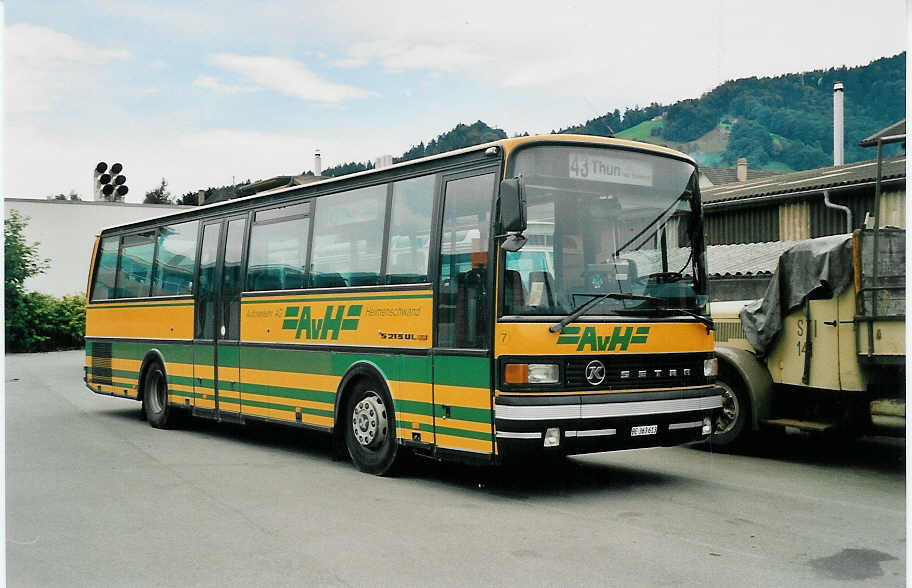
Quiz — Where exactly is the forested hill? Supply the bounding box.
[318,120,508,178]
[320,53,903,179]
[559,53,905,170]
[183,53,904,201]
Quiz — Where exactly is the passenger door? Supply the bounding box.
[432,170,497,454]
[193,215,248,419]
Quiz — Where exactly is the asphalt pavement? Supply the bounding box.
[6,350,906,587]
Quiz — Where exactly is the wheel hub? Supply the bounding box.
[352,393,388,448]
[715,381,739,435]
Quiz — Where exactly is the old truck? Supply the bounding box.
[709,227,905,447]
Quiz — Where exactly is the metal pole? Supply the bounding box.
[867,139,884,358]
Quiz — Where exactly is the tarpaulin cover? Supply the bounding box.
[739,234,854,355]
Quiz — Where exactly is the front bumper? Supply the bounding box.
[495,385,722,457]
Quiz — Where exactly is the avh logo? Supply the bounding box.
[556,326,650,352]
[281,304,361,340]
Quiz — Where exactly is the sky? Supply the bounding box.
[4,0,908,202]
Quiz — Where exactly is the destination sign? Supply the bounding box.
[567,152,653,186]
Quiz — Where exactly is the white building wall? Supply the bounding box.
[5,198,191,296]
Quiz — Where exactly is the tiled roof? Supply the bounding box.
[860,119,905,147]
[706,240,799,278]
[702,155,906,205]
[700,167,784,186]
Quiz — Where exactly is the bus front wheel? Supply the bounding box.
[143,362,174,429]
[344,378,398,475]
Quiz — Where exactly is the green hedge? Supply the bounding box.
[6,292,86,353]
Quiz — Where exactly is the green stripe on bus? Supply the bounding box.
[168,389,201,400]
[239,382,335,404]
[435,425,492,442]
[238,398,334,417]
[395,400,490,424]
[87,367,139,380]
[218,345,239,367]
[435,404,491,423]
[394,399,434,417]
[87,341,197,364]
[433,355,490,388]
[88,301,194,309]
[394,421,491,442]
[91,340,495,392]
[242,294,432,305]
[397,421,434,433]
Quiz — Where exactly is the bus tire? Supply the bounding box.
[710,363,751,449]
[142,362,174,429]
[344,378,399,475]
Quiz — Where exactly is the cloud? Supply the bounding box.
[5,23,132,114]
[3,119,396,203]
[206,53,377,103]
[323,0,906,105]
[193,75,259,94]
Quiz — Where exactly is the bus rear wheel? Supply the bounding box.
[344,379,398,475]
[143,362,174,429]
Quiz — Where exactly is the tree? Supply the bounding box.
[5,211,50,350]
[53,190,81,201]
[144,177,172,204]
[5,211,48,298]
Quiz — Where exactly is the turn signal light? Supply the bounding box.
[504,363,559,385]
[504,363,529,384]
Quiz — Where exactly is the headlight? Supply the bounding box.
[704,357,718,377]
[504,363,559,385]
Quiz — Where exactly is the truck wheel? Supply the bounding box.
[344,378,399,475]
[711,364,751,449]
[143,362,174,429]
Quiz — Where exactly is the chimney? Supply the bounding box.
[374,154,393,169]
[736,157,748,182]
[833,82,844,166]
[314,149,322,177]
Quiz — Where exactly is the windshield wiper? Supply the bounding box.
[612,306,714,333]
[664,307,714,332]
[549,292,666,333]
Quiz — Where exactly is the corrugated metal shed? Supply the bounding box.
[808,190,875,237]
[701,155,906,206]
[705,204,779,245]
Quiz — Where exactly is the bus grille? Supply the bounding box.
[564,353,709,390]
[91,342,114,385]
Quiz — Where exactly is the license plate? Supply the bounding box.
[631,425,658,436]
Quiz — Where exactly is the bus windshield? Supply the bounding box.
[503,145,708,317]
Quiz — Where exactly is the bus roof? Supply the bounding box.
[97,134,695,236]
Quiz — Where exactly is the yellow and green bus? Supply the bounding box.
[84,134,722,474]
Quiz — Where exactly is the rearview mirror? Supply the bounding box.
[498,178,527,233]
[591,195,621,220]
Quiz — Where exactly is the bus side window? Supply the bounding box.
[387,174,434,284]
[152,221,198,296]
[436,172,495,348]
[247,214,310,292]
[115,231,156,299]
[311,185,386,287]
[90,236,120,301]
